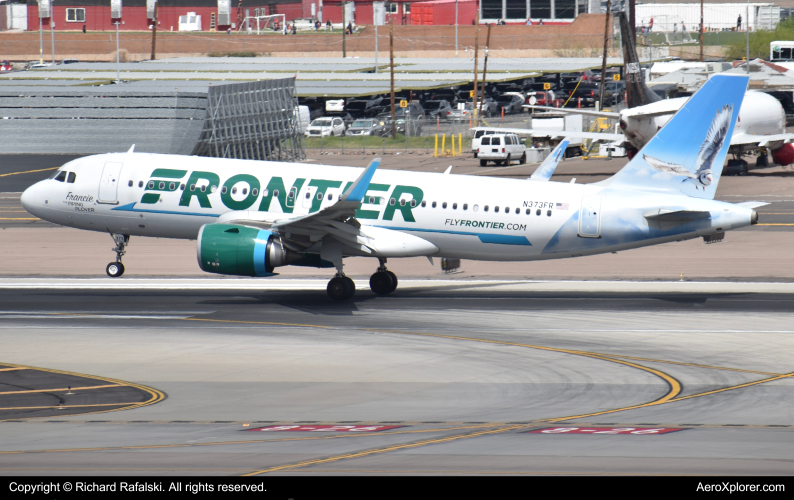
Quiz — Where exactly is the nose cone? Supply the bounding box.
[20,182,40,214]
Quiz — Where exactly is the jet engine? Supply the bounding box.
[772,143,794,166]
[197,223,301,276]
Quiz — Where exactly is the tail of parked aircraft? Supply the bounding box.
[608,74,749,200]
[618,12,662,108]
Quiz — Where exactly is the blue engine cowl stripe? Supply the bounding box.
[253,230,273,277]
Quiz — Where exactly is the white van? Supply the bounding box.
[477,133,527,166]
[471,128,497,158]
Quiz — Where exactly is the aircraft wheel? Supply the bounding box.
[327,276,353,301]
[480,159,487,167]
[385,271,398,293]
[369,271,394,295]
[106,262,124,278]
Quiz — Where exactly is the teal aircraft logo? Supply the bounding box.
[140,170,423,222]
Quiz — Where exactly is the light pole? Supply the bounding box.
[455,0,458,57]
[115,21,121,83]
[50,3,55,64]
[745,0,750,74]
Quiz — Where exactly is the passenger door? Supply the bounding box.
[98,161,123,204]
[579,196,602,237]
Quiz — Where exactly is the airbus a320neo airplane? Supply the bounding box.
[22,74,762,300]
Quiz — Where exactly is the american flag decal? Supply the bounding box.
[556,203,569,210]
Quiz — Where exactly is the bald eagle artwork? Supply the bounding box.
[641,104,733,190]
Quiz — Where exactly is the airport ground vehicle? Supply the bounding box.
[527,90,565,108]
[477,133,527,166]
[304,117,346,137]
[471,128,496,157]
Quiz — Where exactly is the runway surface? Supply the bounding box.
[1,280,793,475]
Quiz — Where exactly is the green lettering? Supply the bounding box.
[179,171,220,208]
[151,168,187,179]
[499,222,505,229]
[308,179,343,213]
[355,183,390,220]
[221,174,261,211]
[258,176,306,213]
[141,193,160,204]
[383,185,424,222]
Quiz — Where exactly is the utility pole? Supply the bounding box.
[390,16,396,139]
[374,4,378,73]
[38,7,43,64]
[455,0,458,57]
[746,0,750,73]
[115,21,121,83]
[699,0,704,62]
[598,2,611,110]
[150,2,158,60]
[50,9,55,64]
[472,12,480,126]
[478,23,491,120]
[342,2,346,58]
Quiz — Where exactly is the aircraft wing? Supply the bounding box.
[730,132,794,148]
[486,127,624,142]
[530,139,569,181]
[524,105,621,119]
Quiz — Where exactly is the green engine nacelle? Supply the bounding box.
[197,223,301,276]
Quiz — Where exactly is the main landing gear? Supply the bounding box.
[325,258,399,300]
[369,258,398,295]
[327,274,356,301]
[106,233,129,278]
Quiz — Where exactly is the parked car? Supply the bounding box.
[560,70,597,84]
[477,133,527,166]
[466,96,499,117]
[425,88,461,106]
[495,93,525,114]
[346,118,381,136]
[590,68,620,82]
[562,81,603,107]
[373,114,423,136]
[604,81,625,105]
[304,116,346,137]
[423,99,453,120]
[345,99,382,118]
[0,60,12,72]
[526,90,565,108]
[326,111,356,127]
[325,99,345,112]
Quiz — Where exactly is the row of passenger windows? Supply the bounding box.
[420,200,552,216]
[126,180,553,216]
[50,170,76,183]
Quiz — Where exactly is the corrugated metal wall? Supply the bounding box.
[0,91,208,154]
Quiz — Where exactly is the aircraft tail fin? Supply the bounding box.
[607,74,749,200]
[618,12,661,108]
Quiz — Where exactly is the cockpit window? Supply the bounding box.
[54,171,67,182]
[66,172,76,183]
[48,169,61,179]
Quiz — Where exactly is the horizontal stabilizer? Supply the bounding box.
[737,201,770,209]
[644,209,711,221]
[730,132,794,148]
[523,105,621,119]
[475,126,623,142]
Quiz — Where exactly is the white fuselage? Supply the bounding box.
[22,153,755,264]
[620,91,786,151]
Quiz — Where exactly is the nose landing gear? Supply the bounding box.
[369,258,398,295]
[106,233,129,278]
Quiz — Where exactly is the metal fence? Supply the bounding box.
[191,78,305,162]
